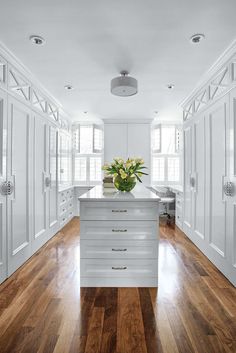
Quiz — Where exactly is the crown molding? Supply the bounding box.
[180,38,236,107]
[0,40,72,121]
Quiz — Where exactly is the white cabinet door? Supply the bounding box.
[104,124,127,162]
[0,89,7,283]
[32,113,48,252]
[183,122,193,235]
[227,88,236,285]
[7,97,32,275]
[48,125,58,231]
[127,124,150,185]
[205,96,229,262]
[192,113,206,241]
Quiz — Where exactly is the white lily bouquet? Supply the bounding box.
[102,157,148,192]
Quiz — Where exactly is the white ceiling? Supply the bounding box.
[0,0,236,121]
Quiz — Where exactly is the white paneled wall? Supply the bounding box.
[182,50,236,286]
[0,45,72,284]
[104,122,151,185]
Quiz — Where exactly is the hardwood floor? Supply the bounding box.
[0,217,235,353]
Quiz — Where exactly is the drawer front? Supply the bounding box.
[81,259,158,278]
[60,214,68,226]
[66,188,73,198]
[67,200,74,210]
[176,205,183,228]
[80,201,158,221]
[80,221,158,240]
[67,208,74,219]
[59,192,67,205]
[59,203,67,216]
[81,240,158,259]
[176,195,183,208]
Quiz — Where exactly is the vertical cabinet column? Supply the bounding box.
[0,89,7,282]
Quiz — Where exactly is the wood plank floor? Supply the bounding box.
[0,218,235,353]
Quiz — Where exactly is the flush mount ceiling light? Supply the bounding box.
[111,71,138,97]
[167,84,175,90]
[29,35,46,46]
[64,84,74,90]
[190,33,205,44]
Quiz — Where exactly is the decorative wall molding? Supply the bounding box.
[182,39,236,120]
[0,40,71,127]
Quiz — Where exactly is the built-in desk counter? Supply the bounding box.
[79,185,160,287]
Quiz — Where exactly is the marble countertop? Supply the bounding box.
[79,184,160,202]
[151,184,183,194]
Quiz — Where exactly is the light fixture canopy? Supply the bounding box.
[29,35,45,46]
[64,84,74,90]
[190,33,205,44]
[111,71,138,97]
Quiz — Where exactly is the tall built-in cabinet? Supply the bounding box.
[0,48,72,284]
[104,121,151,185]
[183,51,236,286]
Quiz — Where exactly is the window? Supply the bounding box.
[151,124,182,184]
[90,157,102,181]
[59,133,72,185]
[152,125,161,152]
[152,157,165,182]
[167,158,180,182]
[72,124,103,185]
[74,157,87,182]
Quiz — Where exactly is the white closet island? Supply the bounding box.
[79,185,160,287]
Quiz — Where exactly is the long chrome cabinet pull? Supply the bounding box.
[112,248,127,252]
[112,209,127,213]
[112,229,127,232]
[112,266,127,270]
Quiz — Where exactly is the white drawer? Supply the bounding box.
[59,192,67,205]
[176,195,183,208]
[60,214,68,226]
[66,188,73,198]
[67,209,74,219]
[80,201,158,221]
[176,205,183,229]
[80,220,158,240]
[59,203,67,216]
[81,240,158,259]
[81,259,158,278]
[67,200,74,210]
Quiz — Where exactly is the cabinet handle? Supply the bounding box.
[112,248,127,252]
[112,209,127,213]
[112,229,127,233]
[112,266,127,270]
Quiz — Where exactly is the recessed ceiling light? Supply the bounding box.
[190,33,205,44]
[167,84,175,90]
[64,84,74,90]
[29,35,45,46]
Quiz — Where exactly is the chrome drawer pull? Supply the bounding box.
[112,248,127,252]
[112,209,127,213]
[112,229,127,233]
[112,266,127,270]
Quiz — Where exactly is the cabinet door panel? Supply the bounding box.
[32,114,48,251]
[7,97,32,275]
[193,115,206,239]
[207,99,228,257]
[0,89,7,283]
[104,124,127,162]
[183,124,192,234]
[127,124,150,185]
[49,126,58,228]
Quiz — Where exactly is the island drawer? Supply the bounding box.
[81,240,158,259]
[80,259,158,278]
[80,220,158,240]
[80,201,158,221]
